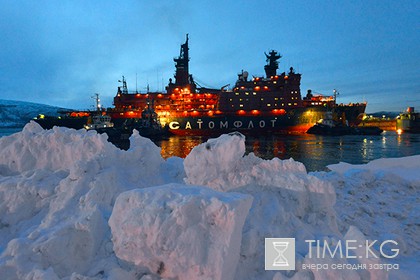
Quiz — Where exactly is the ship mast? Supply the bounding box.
[167,34,196,93]
[264,50,282,78]
[118,76,128,95]
[333,89,339,104]
[92,93,101,112]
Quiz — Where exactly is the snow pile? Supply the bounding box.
[315,156,420,278]
[0,122,184,279]
[184,133,343,279]
[0,122,418,279]
[109,184,252,280]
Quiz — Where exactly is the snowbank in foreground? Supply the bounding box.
[0,122,418,279]
[109,184,252,280]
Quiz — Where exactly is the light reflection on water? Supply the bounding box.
[157,131,420,172]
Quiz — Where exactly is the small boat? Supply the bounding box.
[307,112,382,135]
[84,114,114,130]
[307,112,353,135]
[396,107,420,134]
[352,126,383,135]
[121,99,168,138]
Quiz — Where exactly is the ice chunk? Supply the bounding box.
[109,183,253,280]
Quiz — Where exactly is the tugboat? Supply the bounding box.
[396,107,420,133]
[307,111,382,135]
[120,99,168,138]
[306,112,353,135]
[84,94,114,130]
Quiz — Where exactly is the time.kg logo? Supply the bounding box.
[265,238,295,270]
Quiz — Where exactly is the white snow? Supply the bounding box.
[109,184,252,280]
[0,122,418,279]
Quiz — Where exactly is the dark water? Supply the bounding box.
[1,128,419,172]
[156,131,420,172]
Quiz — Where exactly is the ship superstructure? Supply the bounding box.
[35,34,366,136]
[111,34,366,135]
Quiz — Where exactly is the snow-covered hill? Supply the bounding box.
[0,99,67,128]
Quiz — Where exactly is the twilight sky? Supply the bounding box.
[0,0,419,113]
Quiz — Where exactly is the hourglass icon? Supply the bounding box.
[272,241,289,266]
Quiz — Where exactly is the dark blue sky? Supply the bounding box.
[1,0,419,112]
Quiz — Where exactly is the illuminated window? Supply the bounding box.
[253,92,257,95]
[239,104,244,107]
[275,98,278,100]
[245,92,249,95]
[235,92,239,95]
[267,104,271,107]
[261,98,264,101]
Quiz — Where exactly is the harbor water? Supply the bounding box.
[1,128,419,172]
[156,131,420,171]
